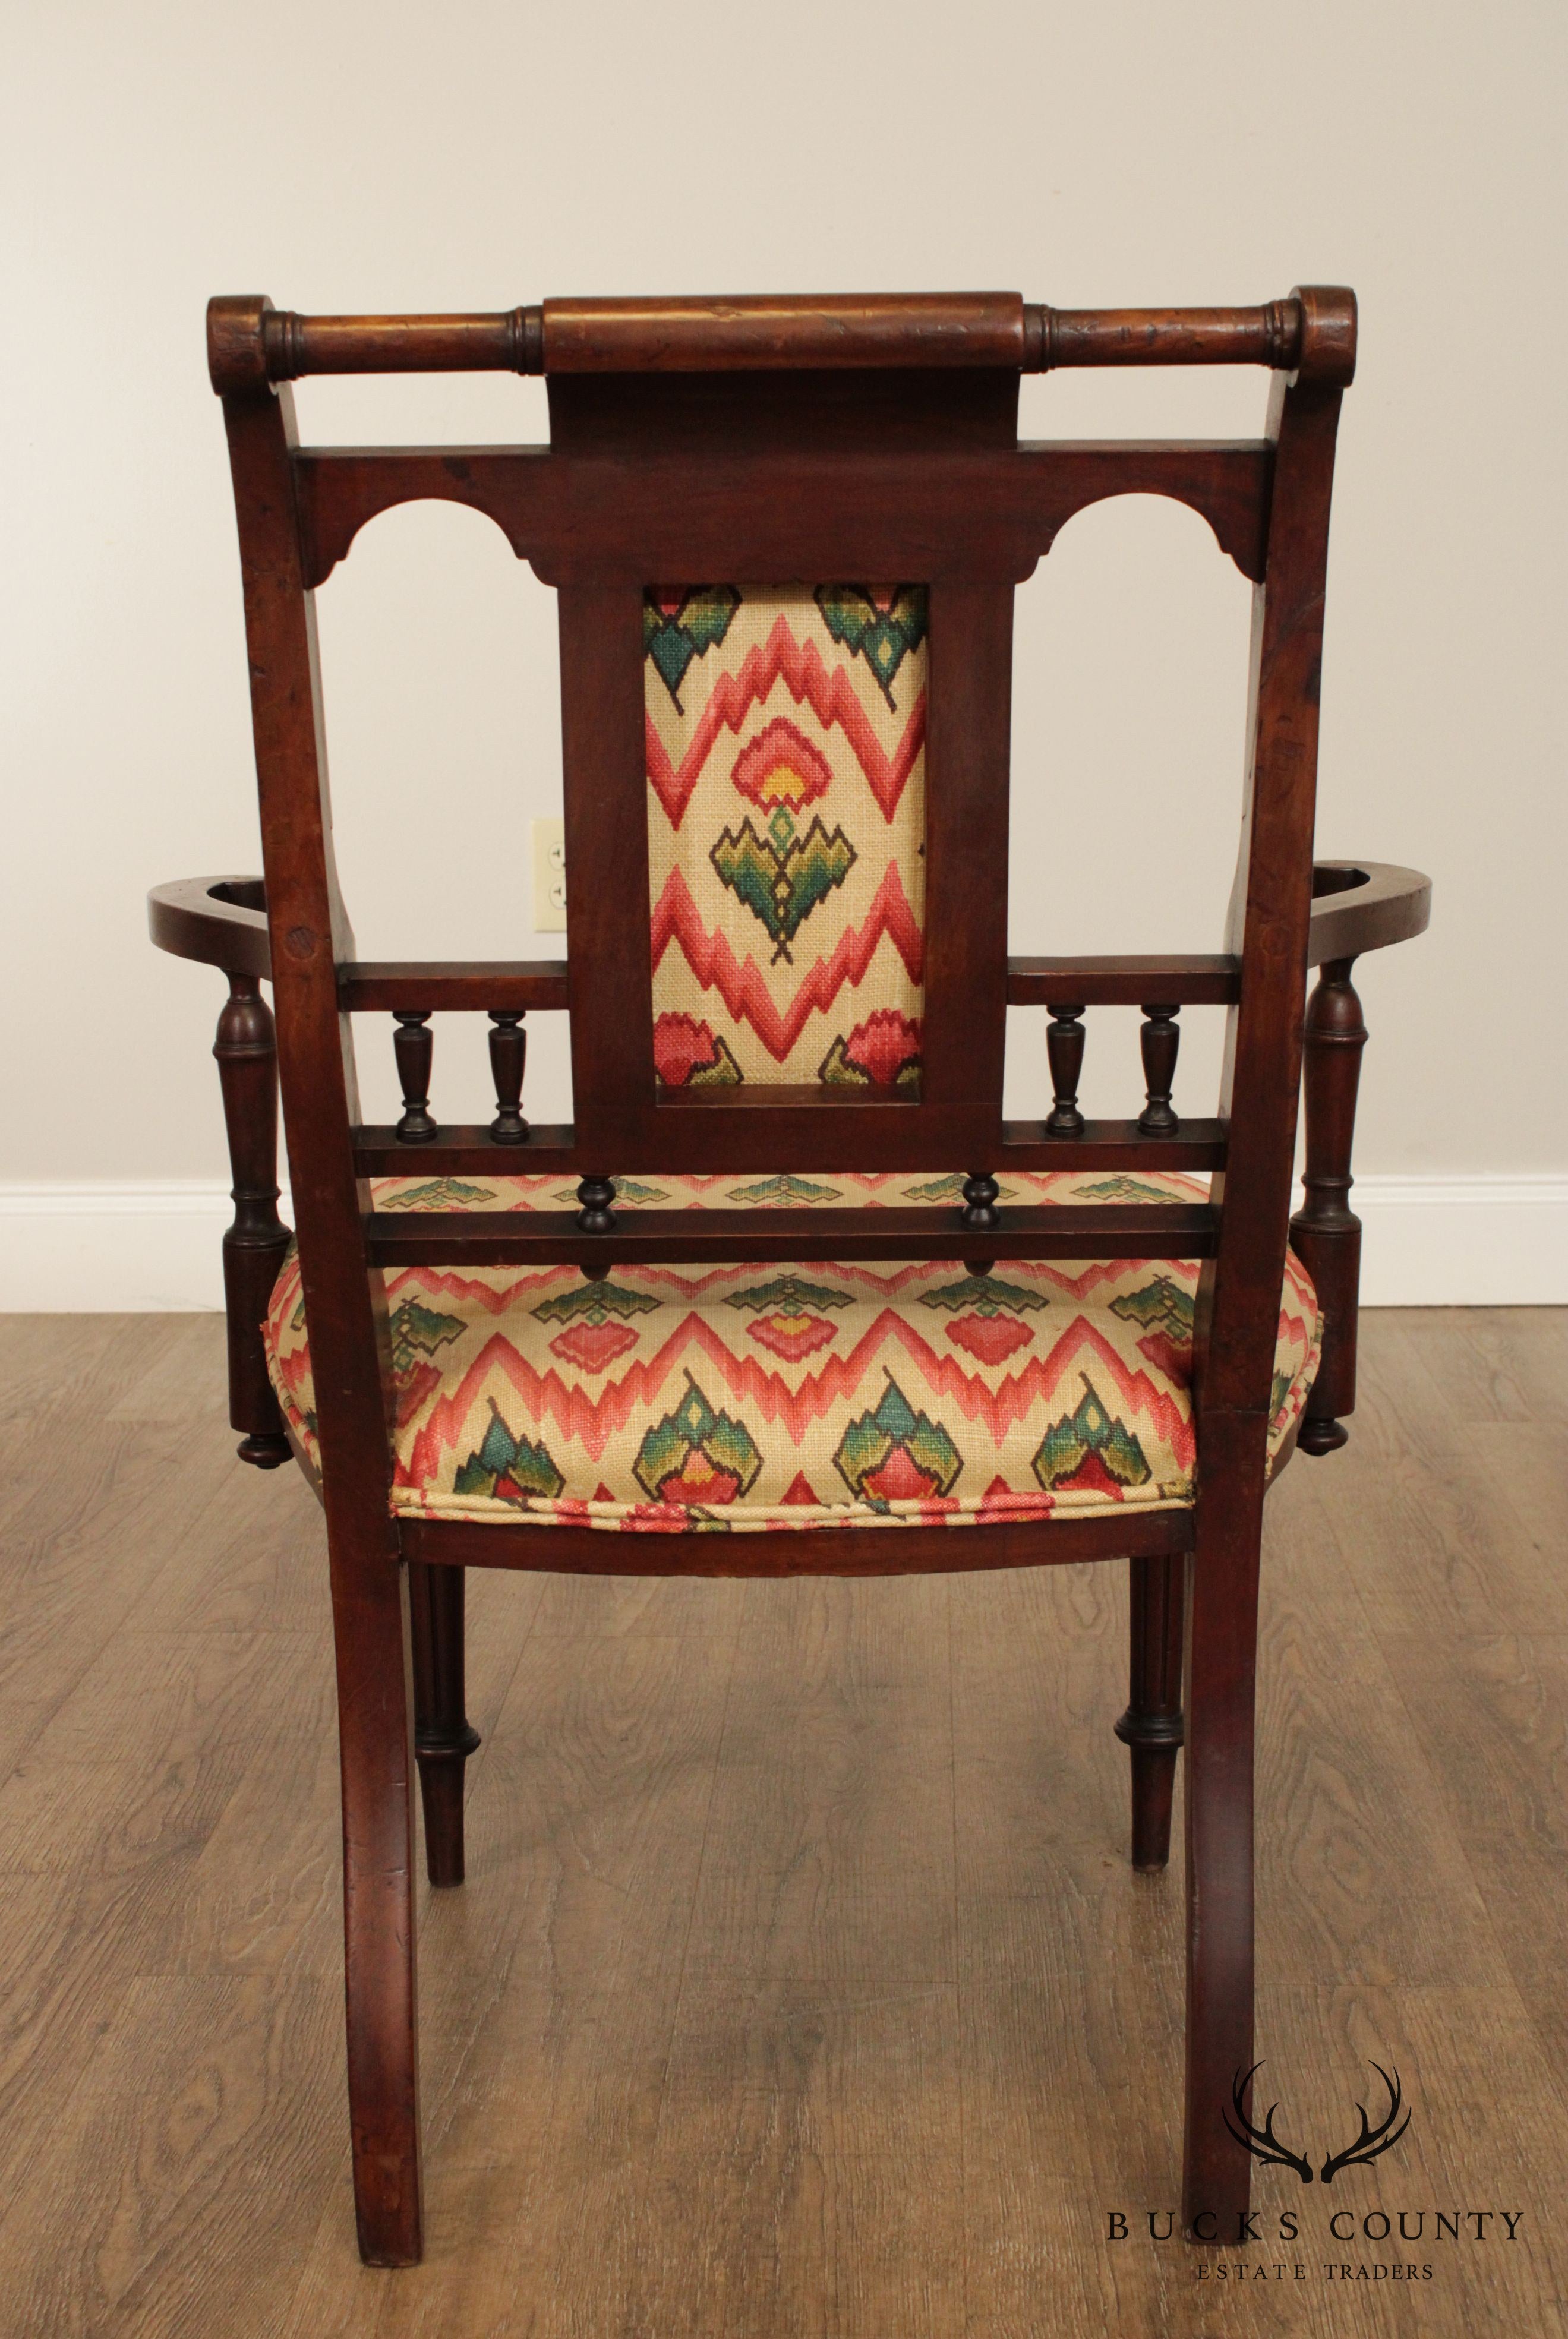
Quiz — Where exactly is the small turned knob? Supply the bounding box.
[960,1172,1001,1232]
[576,1176,617,1235]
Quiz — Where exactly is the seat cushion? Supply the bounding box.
[262,1169,1321,1536]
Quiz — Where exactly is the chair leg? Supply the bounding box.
[1114,1554,1185,1870]
[329,1536,423,2266]
[409,1560,480,1889]
[1181,1428,1266,2243]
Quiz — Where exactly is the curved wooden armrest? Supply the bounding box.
[147,875,271,979]
[1308,861,1430,967]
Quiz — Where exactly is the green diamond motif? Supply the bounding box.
[710,816,856,963]
[387,1298,466,1374]
[725,1273,852,1316]
[920,1273,1049,1320]
[813,585,928,707]
[1031,1382,1151,1492]
[727,1174,843,1207]
[1110,1276,1194,1341]
[380,1177,498,1211]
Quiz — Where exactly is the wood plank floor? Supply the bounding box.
[0,1308,1564,2336]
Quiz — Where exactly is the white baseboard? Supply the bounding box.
[0,1183,263,1313]
[1352,1175,1567,1306]
[0,1175,1562,1312]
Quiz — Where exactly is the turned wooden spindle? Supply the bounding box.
[213,973,294,1468]
[487,1009,529,1143]
[575,1175,617,1234]
[960,1172,1001,1229]
[959,1172,1001,1277]
[408,1561,481,1887]
[1289,958,1368,1455]
[1137,1003,1181,1134]
[1114,1552,1186,1870]
[1044,1003,1086,1135]
[392,1011,437,1142]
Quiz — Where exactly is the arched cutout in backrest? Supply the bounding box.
[311,496,573,1126]
[1007,491,1254,1127]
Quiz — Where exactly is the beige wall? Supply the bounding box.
[5,1,1564,1300]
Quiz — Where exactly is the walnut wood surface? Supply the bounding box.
[339,963,568,1012]
[1137,1007,1182,1136]
[1179,348,1350,2233]
[1115,1552,1187,1869]
[401,1508,1192,1577]
[212,976,292,1468]
[487,1012,529,1144]
[1008,954,1238,1005]
[391,1013,436,1143]
[408,1561,480,1888]
[209,289,1355,389]
[218,322,422,2267]
[291,440,1275,589]
[542,292,1027,373]
[1307,858,1431,962]
[346,1116,1228,1179]
[147,875,271,979]
[153,870,1425,1000]
[1290,960,1370,1454]
[364,1201,1217,1270]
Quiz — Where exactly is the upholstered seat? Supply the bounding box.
[264,1168,1320,1534]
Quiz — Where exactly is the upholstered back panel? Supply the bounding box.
[645,585,927,1089]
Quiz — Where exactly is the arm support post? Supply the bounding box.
[214,973,294,1466]
[1289,957,1368,1455]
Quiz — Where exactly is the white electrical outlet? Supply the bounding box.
[532,818,566,931]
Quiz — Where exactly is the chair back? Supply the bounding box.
[207,287,1355,1517]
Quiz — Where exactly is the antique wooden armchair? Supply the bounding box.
[149,286,1428,2265]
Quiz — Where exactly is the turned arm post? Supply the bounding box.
[1288,957,1368,1455]
[213,973,294,1467]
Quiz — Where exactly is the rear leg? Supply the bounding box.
[1115,1552,1185,1870]
[409,1561,481,1888]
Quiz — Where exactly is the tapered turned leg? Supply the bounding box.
[329,1535,423,2265]
[1289,958,1368,1457]
[1181,1426,1265,2244]
[408,1560,480,1888]
[1115,1553,1185,1870]
[213,973,293,1469]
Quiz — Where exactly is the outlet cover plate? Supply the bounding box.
[532,818,566,932]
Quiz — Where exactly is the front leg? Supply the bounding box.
[409,1561,481,1886]
[214,971,294,1467]
[1115,1553,1185,1869]
[1289,957,1368,1455]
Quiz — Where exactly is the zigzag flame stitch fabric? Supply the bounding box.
[263,1170,1321,1536]
[645,585,927,1089]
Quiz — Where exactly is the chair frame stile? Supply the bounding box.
[144,286,1431,2267]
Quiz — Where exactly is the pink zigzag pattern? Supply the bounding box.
[646,614,925,831]
[651,863,923,1064]
[399,1305,1194,1483]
